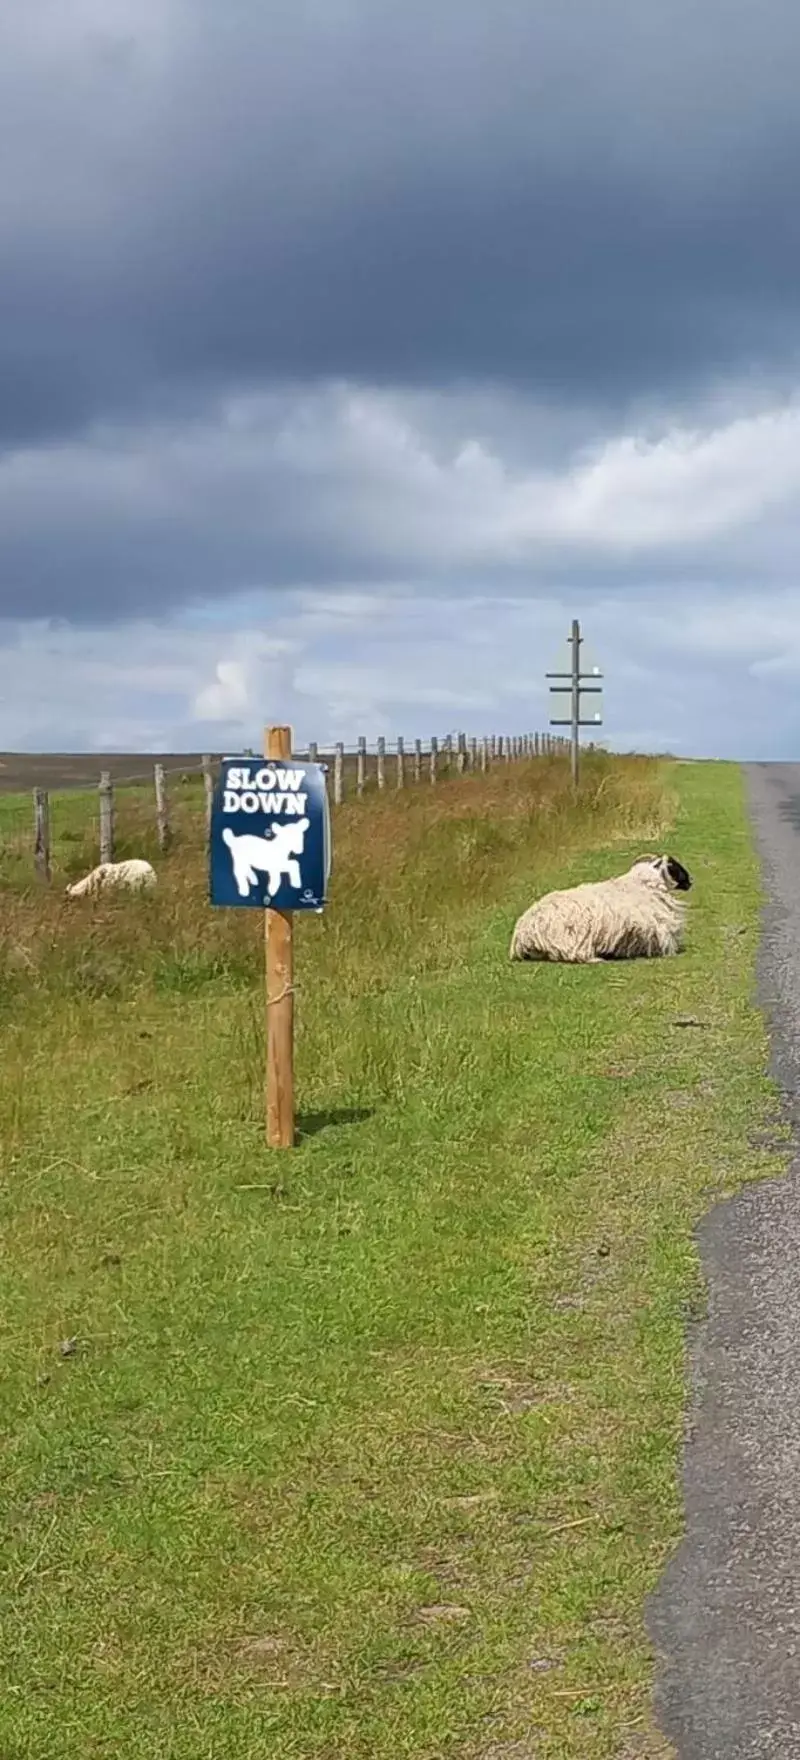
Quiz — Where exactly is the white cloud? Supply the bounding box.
[3,380,800,757]
[191,634,298,724]
[192,659,249,722]
[5,381,800,634]
[3,581,800,760]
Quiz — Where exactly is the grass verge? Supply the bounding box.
[0,755,784,1759]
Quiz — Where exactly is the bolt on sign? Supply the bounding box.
[209,731,332,1149]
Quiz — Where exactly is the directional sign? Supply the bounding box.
[577,643,602,678]
[550,715,604,726]
[210,757,331,910]
[549,686,603,727]
[545,642,603,682]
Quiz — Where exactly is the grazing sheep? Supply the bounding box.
[509,853,692,964]
[65,859,157,900]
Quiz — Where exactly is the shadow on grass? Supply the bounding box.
[296,1106,376,1140]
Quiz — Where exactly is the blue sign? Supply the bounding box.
[209,758,331,910]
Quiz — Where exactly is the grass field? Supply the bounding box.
[0,754,785,1759]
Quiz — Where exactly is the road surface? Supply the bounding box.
[648,763,800,1758]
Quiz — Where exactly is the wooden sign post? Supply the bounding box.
[546,619,603,786]
[209,726,330,1151]
[265,724,295,1148]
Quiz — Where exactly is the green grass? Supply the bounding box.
[0,756,785,1759]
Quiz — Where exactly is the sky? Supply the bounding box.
[3,1,800,757]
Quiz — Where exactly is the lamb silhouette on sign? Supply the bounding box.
[222,819,310,899]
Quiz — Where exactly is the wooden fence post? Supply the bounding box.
[98,771,114,864]
[357,736,366,797]
[396,736,405,789]
[457,732,467,774]
[414,738,422,784]
[154,764,171,853]
[430,736,438,784]
[308,740,318,766]
[202,755,214,837]
[265,725,294,1149]
[481,736,489,772]
[469,736,477,771]
[376,736,386,791]
[334,742,344,805]
[33,787,50,882]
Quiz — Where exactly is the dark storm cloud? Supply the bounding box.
[2,362,800,621]
[4,0,800,449]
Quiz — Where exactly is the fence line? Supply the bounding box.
[2,732,578,880]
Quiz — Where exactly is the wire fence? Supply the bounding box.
[0,731,573,884]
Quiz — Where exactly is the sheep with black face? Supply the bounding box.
[509,854,692,965]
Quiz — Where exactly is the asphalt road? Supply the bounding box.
[648,763,800,1758]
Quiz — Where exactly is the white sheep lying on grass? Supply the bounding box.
[509,853,692,964]
[65,859,157,900]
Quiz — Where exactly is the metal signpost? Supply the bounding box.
[547,618,603,786]
[209,725,331,1147]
